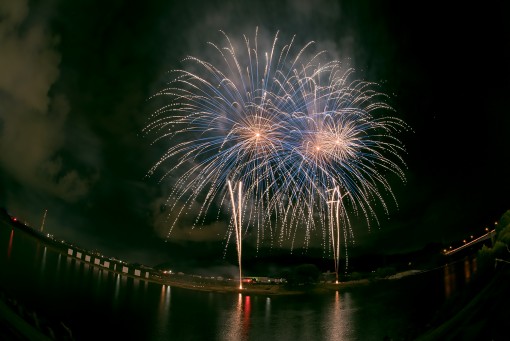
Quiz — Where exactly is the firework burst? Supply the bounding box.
[144,28,410,271]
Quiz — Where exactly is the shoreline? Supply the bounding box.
[148,270,424,296]
[151,278,371,296]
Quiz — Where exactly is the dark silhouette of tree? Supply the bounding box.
[294,263,321,285]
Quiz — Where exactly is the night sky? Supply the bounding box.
[1,0,508,269]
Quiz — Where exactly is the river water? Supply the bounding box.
[0,219,475,341]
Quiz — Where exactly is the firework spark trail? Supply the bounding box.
[144,28,410,264]
[145,30,306,241]
[271,62,410,251]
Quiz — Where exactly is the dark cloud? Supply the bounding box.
[0,1,96,205]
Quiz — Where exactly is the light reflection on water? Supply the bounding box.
[265,297,270,318]
[114,273,121,304]
[243,295,251,339]
[40,246,47,274]
[222,293,244,340]
[443,255,477,299]
[323,290,355,340]
[0,221,465,341]
[56,253,62,283]
[152,284,172,339]
[7,228,13,258]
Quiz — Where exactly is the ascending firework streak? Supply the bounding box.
[327,186,349,284]
[228,181,244,289]
[144,28,409,277]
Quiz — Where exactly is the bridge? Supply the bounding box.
[443,229,496,256]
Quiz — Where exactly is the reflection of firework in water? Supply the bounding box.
[144,29,409,272]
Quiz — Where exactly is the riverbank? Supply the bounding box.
[152,277,372,296]
[150,269,426,296]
